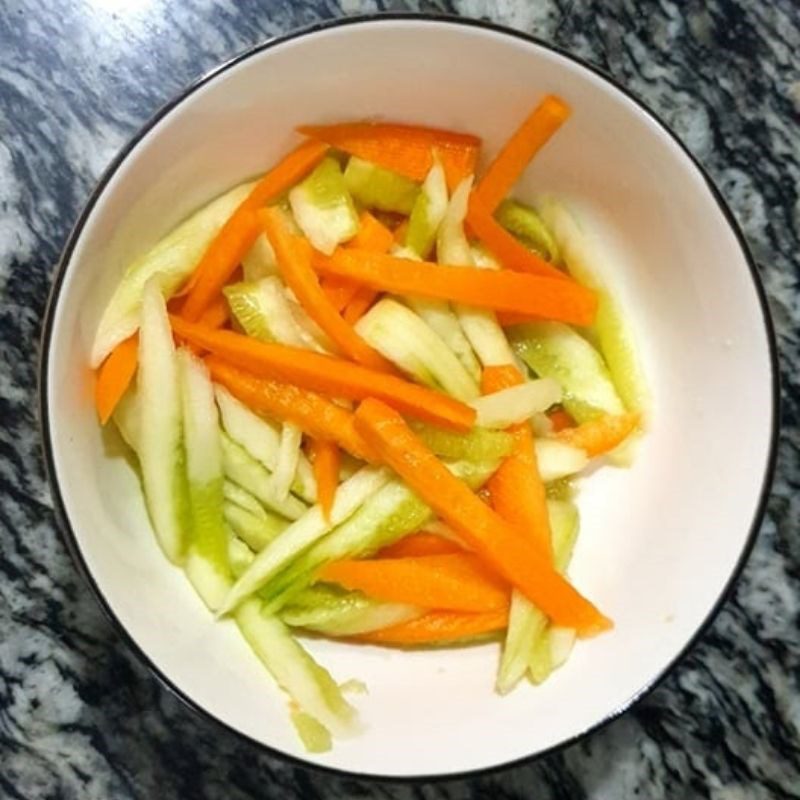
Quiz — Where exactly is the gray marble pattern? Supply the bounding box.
[1,0,798,797]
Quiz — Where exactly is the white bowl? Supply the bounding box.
[40,15,778,780]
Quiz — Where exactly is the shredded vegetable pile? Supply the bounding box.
[91,94,647,753]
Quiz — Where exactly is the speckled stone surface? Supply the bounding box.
[1,1,798,797]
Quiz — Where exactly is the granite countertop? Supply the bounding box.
[1,1,798,797]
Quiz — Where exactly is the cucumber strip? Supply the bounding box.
[536,199,649,416]
[224,277,330,354]
[261,459,498,612]
[535,439,589,483]
[178,349,231,610]
[218,466,391,616]
[406,297,482,382]
[235,600,358,741]
[355,298,479,401]
[91,181,254,367]
[409,421,513,462]
[281,584,423,636]
[548,499,580,573]
[223,480,269,518]
[549,626,577,669]
[215,386,316,503]
[469,378,561,429]
[289,156,359,255]
[496,199,561,264]
[343,156,420,214]
[242,233,278,281]
[221,433,309,520]
[291,709,332,754]
[438,177,516,368]
[137,279,189,564]
[228,529,256,579]
[224,502,290,552]
[113,386,140,453]
[404,157,448,259]
[270,423,303,502]
[509,322,624,423]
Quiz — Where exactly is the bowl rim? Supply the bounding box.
[37,11,781,783]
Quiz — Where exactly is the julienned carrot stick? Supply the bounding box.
[377,532,463,559]
[169,315,475,431]
[206,357,375,462]
[547,407,576,432]
[313,249,597,327]
[476,94,571,213]
[95,335,138,425]
[353,398,612,636]
[496,311,539,327]
[198,295,231,329]
[342,287,378,324]
[259,208,394,372]
[393,219,410,244]
[356,609,509,645]
[181,140,328,321]
[297,121,480,190]
[349,211,395,252]
[320,554,510,613]
[309,438,341,520]
[467,192,567,280]
[481,365,552,560]
[555,411,640,457]
[320,276,360,312]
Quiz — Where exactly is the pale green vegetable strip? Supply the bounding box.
[496,199,561,263]
[404,157,448,259]
[228,531,256,579]
[438,177,515,368]
[215,386,316,503]
[218,466,391,616]
[497,595,547,694]
[242,233,278,281]
[281,584,423,636]
[270,423,303,502]
[113,387,140,453]
[221,433,309,520]
[291,709,332,754]
[509,322,623,423]
[179,349,231,610]
[536,198,649,416]
[91,181,254,366]
[225,277,330,354]
[355,298,479,401]
[289,156,359,255]
[236,601,357,741]
[535,439,589,482]
[469,378,561,429]
[137,279,189,564]
[224,502,290,552]
[343,156,419,214]
[262,460,498,612]
[408,421,513,462]
[223,480,269,518]
[549,627,577,669]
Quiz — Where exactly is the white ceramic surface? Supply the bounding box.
[41,18,776,778]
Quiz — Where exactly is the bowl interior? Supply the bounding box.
[43,19,775,778]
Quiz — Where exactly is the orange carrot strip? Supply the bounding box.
[181,140,328,321]
[342,287,378,324]
[297,121,480,190]
[377,532,463,559]
[555,412,640,457]
[198,295,230,329]
[320,276,360,313]
[320,554,510,613]
[482,365,552,560]
[476,94,571,213]
[393,219,410,244]
[356,609,508,645]
[495,310,540,327]
[353,399,611,636]
[313,248,597,327]
[309,438,341,521]
[94,335,138,425]
[467,192,567,279]
[206,357,374,461]
[348,210,395,252]
[170,316,475,431]
[259,207,395,372]
[548,406,576,432]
